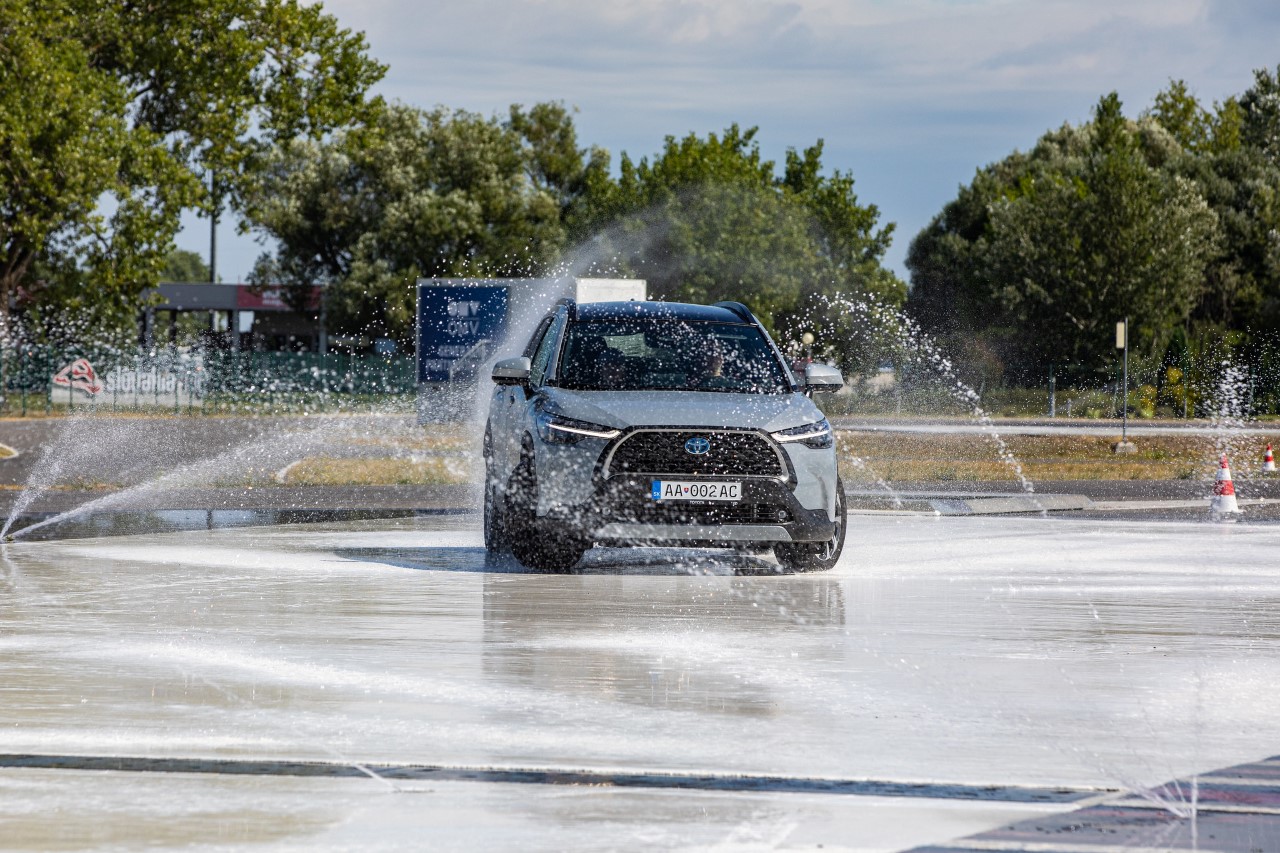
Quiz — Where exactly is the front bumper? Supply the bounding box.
[543,475,836,545]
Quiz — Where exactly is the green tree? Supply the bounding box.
[1146,79,1244,156]
[1241,63,1280,163]
[0,0,383,338]
[1171,146,1280,331]
[244,102,594,343]
[576,125,903,362]
[904,128,1081,382]
[161,250,212,283]
[908,94,1219,379]
[508,102,610,227]
[783,142,902,305]
[1212,99,1246,154]
[1146,74,1280,336]
[1147,79,1214,153]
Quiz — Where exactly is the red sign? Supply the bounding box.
[52,358,103,395]
[235,285,321,311]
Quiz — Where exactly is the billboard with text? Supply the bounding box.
[416,284,510,383]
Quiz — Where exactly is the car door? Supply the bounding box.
[487,311,557,488]
[520,308,567,437]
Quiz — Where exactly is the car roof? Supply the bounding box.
[573,301,750,324]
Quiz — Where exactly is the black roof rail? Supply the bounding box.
[555,296,577,319]
[712,301,756,325]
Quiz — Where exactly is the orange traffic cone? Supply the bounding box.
[1263,444,1277,475]
[1211,454,1240,516]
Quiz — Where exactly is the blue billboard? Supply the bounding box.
[416,284,510,383]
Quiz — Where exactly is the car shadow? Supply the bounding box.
[333,545,795,576]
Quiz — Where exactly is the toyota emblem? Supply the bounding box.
[684,436,711,455]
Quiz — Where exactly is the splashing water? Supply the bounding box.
[822,293,1041,505]
[1208,358,1254,481]
[1,412,102,539]
[839,452,905,509]
[3,413,473,541]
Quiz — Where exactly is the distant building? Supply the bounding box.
[141,283,323,352]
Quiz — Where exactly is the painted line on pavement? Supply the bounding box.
[911,842,1236,852]
[906,755,1280,853]
[1089,498,1268,511]
[0,753,1102,804]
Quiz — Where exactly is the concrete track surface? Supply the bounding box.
[2,513,1279,851]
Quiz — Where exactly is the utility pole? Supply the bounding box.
[1113,318,1136,453]
[1122,318,1128,441]
[209,171,218,285]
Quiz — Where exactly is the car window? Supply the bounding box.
[529,311,566,387]
[522,315,554,359]
[557,319,791,394]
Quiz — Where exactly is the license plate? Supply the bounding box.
[651,480,741,502]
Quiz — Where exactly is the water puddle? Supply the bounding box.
[3,508,462,542]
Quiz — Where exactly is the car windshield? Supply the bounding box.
[555,318,793,394]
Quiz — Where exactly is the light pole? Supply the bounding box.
[208,171,218,285]
[1113,318,1136,453]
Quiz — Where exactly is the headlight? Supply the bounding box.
[536,412,621,444]
[772,418,833,449]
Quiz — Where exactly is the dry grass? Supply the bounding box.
[836,431,1278,483]
[278,456,471,486]
[344,428,473,453]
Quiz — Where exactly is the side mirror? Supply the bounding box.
[491,356,531,386]
[804,363,843,393]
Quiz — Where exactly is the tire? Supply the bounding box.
[504,456,589,572]
[774,481,846,573]
[482,427,508,554]
[483,476,507,554]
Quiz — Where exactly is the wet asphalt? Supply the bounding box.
[3,514,1279,850]
[3,414,1280,849]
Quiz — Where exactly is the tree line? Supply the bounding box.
[243,107,903,351]
[0,0,384,342]
[0,0,900,357]
[5,0,1280,388]
[906,74,1280,387]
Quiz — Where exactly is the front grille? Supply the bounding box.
[623,502,788,525]
[605,430,784,478]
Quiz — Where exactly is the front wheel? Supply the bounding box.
[483,425,508,554]
[775,481,846,573]
[505,457,589,572]
[483,476,507,554]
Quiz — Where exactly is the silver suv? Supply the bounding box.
[483,299,846,571]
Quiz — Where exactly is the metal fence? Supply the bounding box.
[0,347,418,415]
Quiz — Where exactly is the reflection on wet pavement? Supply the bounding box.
[2,513,1280,849]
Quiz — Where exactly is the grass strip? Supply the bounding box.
[278,456,471,486]
[836,431,1279,482]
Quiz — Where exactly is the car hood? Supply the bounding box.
[541,388,823,433]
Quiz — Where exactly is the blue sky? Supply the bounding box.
[175,0,1280,283]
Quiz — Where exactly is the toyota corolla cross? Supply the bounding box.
[483,299,846,571]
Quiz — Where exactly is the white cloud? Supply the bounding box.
[334,0,1218,91]
[194,0,1280,280]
